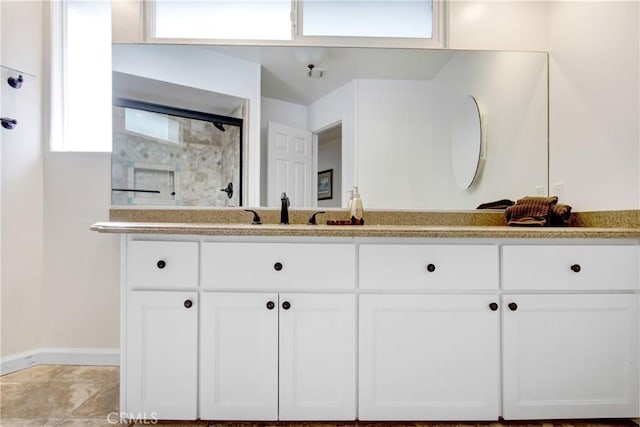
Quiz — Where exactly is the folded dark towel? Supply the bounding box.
[505,196,558,227]
[507,216,548,226]
[476,199,515,210]
[549,204,572,227]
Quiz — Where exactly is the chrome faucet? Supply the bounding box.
[280,192,290,224]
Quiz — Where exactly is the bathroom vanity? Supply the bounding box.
[92,216,640,422]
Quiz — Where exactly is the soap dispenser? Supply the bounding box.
[350,186,365,225]
[346,189,354,212]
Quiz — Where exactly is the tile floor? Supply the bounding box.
[1,365,639,427]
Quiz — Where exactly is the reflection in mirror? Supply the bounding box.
[111,90,244,206]
[451,95,483,190]
[112,44,548,210]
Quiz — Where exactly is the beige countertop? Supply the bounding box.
[90,208,640,239]
[89,221,640,239]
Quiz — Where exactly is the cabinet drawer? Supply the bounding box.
[359,244,499,290]
[126,241,199,289]
[502,245,639,290]
[201,242,355,290]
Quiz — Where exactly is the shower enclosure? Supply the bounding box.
[111,99,243,207]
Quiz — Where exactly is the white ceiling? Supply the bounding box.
[112,71,245,117]
[205,45,456,105]
[113,46,457,112]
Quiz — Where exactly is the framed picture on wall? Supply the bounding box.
[318,169,333,200]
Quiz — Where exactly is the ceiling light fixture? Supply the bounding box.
[307,64,325,79]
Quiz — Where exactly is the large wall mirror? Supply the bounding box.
[112,44,548,210]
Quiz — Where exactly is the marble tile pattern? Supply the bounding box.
[111,106,241,207]
[0,365,118,426]
[1,365,638,426]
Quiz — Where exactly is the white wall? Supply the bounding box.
[356,79,433,208]
[356,51,547,210]
[1,0,45,357]
[317,132,342,208]
[430,51,548,209]
[112,44,262,206]
[308,82,356,207]
[42,153,119,349]
[448,0,549,51]
[449,0,640,211]
[547,1,639,211]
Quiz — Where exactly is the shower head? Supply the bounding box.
[214,122,225,132]
[8,75,23,89]
[1,117,18,130]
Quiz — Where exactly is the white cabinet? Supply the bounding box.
[359,294,500,420]
[502,245,639,291]
[359,244,498,290]
[279,293,356,420]
[126,240,198,289]
[125,291,198,420]
[201,242,355,290]
[199,292,356,421]
[502,294,639,419]
[120,236,640,422]
[199,293,278,420]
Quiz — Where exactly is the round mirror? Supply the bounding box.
[451,95,483,190]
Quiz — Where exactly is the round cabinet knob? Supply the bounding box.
[274,262,283,271]
[266,301,275,310]
[489,302,499,311]
[156,260,166,269]
[282,301,291,310]
[184,299,193,309]
[508,302,518,311]
[426,263,436,272]
[570,264,581,273]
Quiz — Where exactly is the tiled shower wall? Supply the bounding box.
[111,106,241,206]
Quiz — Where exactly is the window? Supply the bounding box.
[150,0,441,47]
[302,1,433,38]
[153,0,292,40]
[49,0,112,152]
[124,108,181,145]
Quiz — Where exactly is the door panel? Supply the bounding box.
[200,292,279,420]
[279,293,356,420]
[126,291,198,420]
[359,294,500,420]
[502,294,639,419]
[267,121,313,207]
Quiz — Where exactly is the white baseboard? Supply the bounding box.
[1,347,119,375]
[0,349,40,375]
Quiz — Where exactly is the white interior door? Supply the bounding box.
[267,121,314,207]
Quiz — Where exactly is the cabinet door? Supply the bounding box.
[502,294,639,419]
[200,292,279,420]
[279,293,356,420]
[125,291,198,420]
[359,294,500,420]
